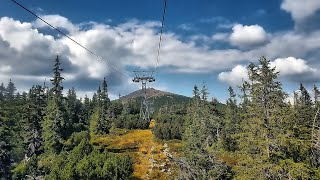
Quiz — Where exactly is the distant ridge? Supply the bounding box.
[119,88,192,111]
[119,88,182,102]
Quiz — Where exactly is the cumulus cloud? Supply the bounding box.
[219,57,320,86]
[0,17,72,76]
[281,0,320,22]
[229,24,269,48]
[281,0,320,31]
[272,57,320,82]
[218,65,248,86]
[272,57,316,76]
[33,14,79,33]
[2,13,320,97]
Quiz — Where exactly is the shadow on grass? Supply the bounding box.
[106,146,139,153]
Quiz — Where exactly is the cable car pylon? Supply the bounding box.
[132,71,155,121]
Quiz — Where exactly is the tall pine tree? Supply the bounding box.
[26,85,46,157]
[43,55,66,153]
[90,78,111,135]
[223,86,240,151]
[0,99,13,178]
[236,57,288,178]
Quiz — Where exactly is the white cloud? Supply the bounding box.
[178,23,193,31]
[211,33,228,41]
[218,65,248,86]
[219,57,320,86]
[271,57,316,76]
[217,22,236,29]
[281,0,320,22]
[252,31,320,61]
[2,14,320,97]
[230,24,269,48]
[33,14,79,33]
[0,17,56,51]
[0,65,12,73]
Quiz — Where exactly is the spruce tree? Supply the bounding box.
[192,85,200,101]
[90,78,111,135]
[0,82,5,102]
[43,55,66,153]
[83,95,91,122]
[97,78,111,134]
[223,86,240,151]
[313,85,320,108]
[5,79,16,102]
[0,104,13,178]
[26,85,45,157]
[66,87,86,133]
[292,83,315,140]
[200,83,209,101]
[237,57,288,178]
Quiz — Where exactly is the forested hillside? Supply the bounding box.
[1,56,320,179]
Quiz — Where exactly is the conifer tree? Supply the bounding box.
[200,83,209,101]
[43,55,66,153]
[293,83,314,139]
[97,78,111,134]
[26,85,45,157]
[299,83,312,106]
[0,82,5,101]
[82,95,92,123]
[237,57,288,177]
[5,79,16,102]
[181,86,233,179]
[0,103,13,178]
[313,85,320,108]
[90,78,111,135]
[223,86,240,151]
[192,85,200,101]
[66,87,85,133]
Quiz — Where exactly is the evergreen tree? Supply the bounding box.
[91,93,98,109]
[313,85,320,108]
[192,85,200,101]
[294,83,314,139]
[5,79,16,102]
[100,77,110,108]
[0,104,13,178]
[12,91,29,162]
[223,86,240,151]
[66,87,86,133]
[82,95,92,124]
[26,85,45,157]
[299,83,312,106]
[90,78,111,135]
[236,57,288,177]
[180,87,233,179]
[200,83,209,101]
[43,55,66,153]
[97,78,111,134]
[0,82,5,102]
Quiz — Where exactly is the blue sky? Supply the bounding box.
[1,0,320,102]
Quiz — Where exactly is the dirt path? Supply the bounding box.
[92,122,181,179]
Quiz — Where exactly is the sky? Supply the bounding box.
[1,0,320,102]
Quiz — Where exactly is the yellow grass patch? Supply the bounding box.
[149,119,156,128]
[92,127,182,179]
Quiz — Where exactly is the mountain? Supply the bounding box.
[119,88,192,111]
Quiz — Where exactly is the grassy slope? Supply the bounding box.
[92,120,182,179]
[119,89,226,114]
